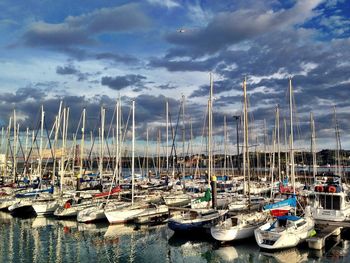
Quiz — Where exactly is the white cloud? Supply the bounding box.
[147,0,180,9]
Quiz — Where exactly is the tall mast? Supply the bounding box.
[289,78,295,194]
[166,100,169,173]
[157,129,161,176]
[310,112,317,182]
[131,100,135,205]
[284,118,289,180]
[60,107,67,193]
[243,77,251,204]
[24,127,29,176]
[208,72,213,187]
[182,95,186,178]
[270,127,276,200]
[146,127,149,181]
[224,115,227,176]
[78,108,86,190]
[276,105,281,183]
[4,117,12,179]
[116,98,122,183]
[13,110,17,181]
[234,116,240,174]
[39,106,45,181]
[334,106,341,176]
[53,101,62,187]
[190,117,193,175]
[100,107,105,181]
[263,119,267,178]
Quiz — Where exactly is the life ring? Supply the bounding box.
[315,185,324,192]
[328,185,336,193]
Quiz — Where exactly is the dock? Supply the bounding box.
[306,221,347,250]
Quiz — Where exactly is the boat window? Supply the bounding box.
[333,196,341,210]
[286,220,294,227]
[277,219,287,227]
[320,195,341,210]
[231,217,238,226]
[296,221,306,228]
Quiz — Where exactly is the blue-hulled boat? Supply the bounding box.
[168,208,227,233]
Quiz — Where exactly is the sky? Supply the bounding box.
[0,0,349,153]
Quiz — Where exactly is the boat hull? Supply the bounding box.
[32,201,59,216]
[211,224,257,241]
[8,201,35,217]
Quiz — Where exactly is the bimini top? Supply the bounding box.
[276,215,301,221]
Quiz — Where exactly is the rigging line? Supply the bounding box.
[85,114,99,172]
[44,116,55,161]
[24,114,41,165]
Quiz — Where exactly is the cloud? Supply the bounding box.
[101,74,147,90]
[56,64,79,75]
[95,52,139,65]
[56,64,94,81]
[21,3,151,49]
[164,0,322,56]
[147,0,180,9]
[158,83,178,90]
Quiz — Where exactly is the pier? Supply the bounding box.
[306,220,350,250]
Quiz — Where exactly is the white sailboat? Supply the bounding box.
[311,175,350,221]
[211,211,269,241]
[254,78,315,250]
[211,78,268,242]
[104,100,169,224]
[32,104,62,216]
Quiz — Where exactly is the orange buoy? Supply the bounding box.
[315,185,324,192]
[328,185,336,193]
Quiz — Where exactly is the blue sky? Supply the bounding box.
[0,0,349,151]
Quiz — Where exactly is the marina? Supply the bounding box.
[1,0,350,262]
[2,213,350,263]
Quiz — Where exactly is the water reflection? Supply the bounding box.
[259,247,309,263]
[1,212,350,263]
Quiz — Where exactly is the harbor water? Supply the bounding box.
[1,212,350,262]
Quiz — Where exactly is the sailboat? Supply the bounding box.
[32,104,62,216]
[254,78,315,250]
[168,73,228,233]
[104,100,169,224]
[309,107,350,222]
[211,78,268,242]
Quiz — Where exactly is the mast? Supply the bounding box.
[243,77,251,205]
[289,78,295,194]
[270,127,276,200]
[131,100,135,205]
[116,98,122,183]
[166,99,169,174]
[182,95,186,178]
[157,129,161,176]
[224,115,227,176]
[78,108,86,190]
[24,127,29,176]
[234,116,240,174]
[13,110,17,182]
[60,107,67,193]
[208,73,213,187]
[39,106,45,182]
[263,119,267,178]
[334,106,341,176]
[310,112,317,183]
[99,107,105,181]
[284,118,289,180]
[146,127,149,181]
[5,117,12,179]
[53,101,62,187]
[189,117,194,176]
[276,105,281,183]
